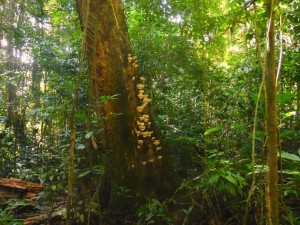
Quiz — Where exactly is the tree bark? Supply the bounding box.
[76,0,167,210]
[265,0,279,224]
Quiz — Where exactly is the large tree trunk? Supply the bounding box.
[76,0,167,210]
[265,0,279,224]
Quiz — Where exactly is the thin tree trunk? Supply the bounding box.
[6,0,16,130]
[265,0,279,224]
[296,83,300,130]
[66,50,83,225]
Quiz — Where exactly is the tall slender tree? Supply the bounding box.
[265,0,279,224]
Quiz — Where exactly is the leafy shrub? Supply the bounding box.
[137,199,173,225]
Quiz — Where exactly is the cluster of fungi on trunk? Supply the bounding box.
[127,54,163,169]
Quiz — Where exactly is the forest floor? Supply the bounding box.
[0,177,64,224]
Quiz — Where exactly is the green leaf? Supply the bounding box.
[251,93,264,102]
[76,144,85,150]
[208,174,220,185]
[51,185,57,191]
[75,113,87,120]
[231,124,246,130]
[277,92,295,104]
[247,165,269,174]
[80,214,85,222]
[99,94,121,103]
[145,213,154,221]
[92,165,104,174]
[255,130,265,137]
[283,111,296,119]
[280,170,300,175]
[223,174,237,185]
[85,131,93,139]
[77,170,91,178]
[280,130,296,139]
[235,174,247,186]
[204,126,223,135]
[280,151,300,162]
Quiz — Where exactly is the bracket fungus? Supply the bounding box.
[137,106,144,113]
[143,97,151,104]
[143,115,149,120]
[148,158,154,163]
[143,131,153,137]
[137,121,144,126]
[153,140,160,146]
[139,125,146,131]
[128,55,133,63]
[138,93,144,99]
[136,84,145,90]
[156,147,162,151]
[142,131,152,138]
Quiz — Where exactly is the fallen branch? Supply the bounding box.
[0,178,44,199]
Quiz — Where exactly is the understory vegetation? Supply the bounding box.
[0,0,300,224]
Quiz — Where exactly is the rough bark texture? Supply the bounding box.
[76,0,167,210]
[265,0,279,224]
